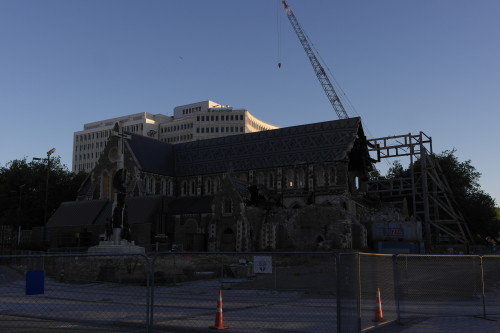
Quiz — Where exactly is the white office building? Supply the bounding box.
[72,101,278,173]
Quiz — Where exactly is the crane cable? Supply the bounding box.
[277,0,282,68]
[285,1,387,170]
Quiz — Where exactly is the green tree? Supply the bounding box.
[382,150,499,243]
[0,158,87,229]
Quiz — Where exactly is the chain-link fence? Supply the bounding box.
[0,252,151,333]
[0,252,498,332]
[396,255,500,321]
[150,252,338,333]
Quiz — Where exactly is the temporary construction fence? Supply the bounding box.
[150,252,338,332]
[0,252,498,333]
[0,252,151,333]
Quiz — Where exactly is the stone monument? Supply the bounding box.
[88,123,145,254]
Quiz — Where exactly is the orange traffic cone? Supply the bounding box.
[373,288,384,322]
[210,289,229,330]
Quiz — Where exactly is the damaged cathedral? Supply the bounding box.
[46,117,377,252]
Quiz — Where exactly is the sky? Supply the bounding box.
[1,0,499,203]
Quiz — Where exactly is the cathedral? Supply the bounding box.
[46,117,374,251]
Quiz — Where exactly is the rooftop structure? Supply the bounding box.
[72,101,278,173]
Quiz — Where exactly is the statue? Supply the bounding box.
[111,190,129,245]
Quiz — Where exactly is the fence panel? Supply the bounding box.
[394,255,485,322]
[151,252,337,333]
[482,255,500,318]
[0,253,151,333]
[336,252,360,333]
[358,253,396,331]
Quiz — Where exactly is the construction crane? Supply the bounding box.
[281,0,349,119]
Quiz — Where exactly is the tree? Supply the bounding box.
[0,158,87,230]
[381,150,500,243]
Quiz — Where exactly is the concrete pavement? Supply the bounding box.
[371,316,500,333]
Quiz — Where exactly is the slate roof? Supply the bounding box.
[47,199,110,228]
[126,133,175,175]
[48,196,164,228]
[125,117,364,177]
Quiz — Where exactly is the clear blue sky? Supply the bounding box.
[1,0,499,204]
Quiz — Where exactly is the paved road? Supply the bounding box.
[0,314,145,333]
[0,266,498,333]
[370,316,500,333]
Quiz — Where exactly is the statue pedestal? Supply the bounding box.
[88,240,145,254]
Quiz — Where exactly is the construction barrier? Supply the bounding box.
[0,252,498,332]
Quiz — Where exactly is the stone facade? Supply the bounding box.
[58,117,374,251]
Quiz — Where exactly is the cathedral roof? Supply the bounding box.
[126,134,175,175]
[47,199,110,228]
[126,117,365,177]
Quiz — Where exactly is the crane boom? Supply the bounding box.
[281,0,349,119]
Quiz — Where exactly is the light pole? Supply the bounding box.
[33,148,56,239]
[17,184,26,247]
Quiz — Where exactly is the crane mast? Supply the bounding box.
[281,0,349,119]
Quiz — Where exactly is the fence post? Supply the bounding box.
[148,255,156,333]
[336,253,341,333]
[392,254,401,323]
[480,256,486,319]
[357,253,361,332]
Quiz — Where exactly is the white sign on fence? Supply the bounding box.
[253,256,272,274]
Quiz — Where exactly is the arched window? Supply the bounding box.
[205,178,212,195]
[161,179,167,195]
[213,177,220,193]
[257,172,265,185]
[182,181,188,196]
[167,180,173,195]
[286,169,294,188]
[296,169,305,188]
[267,172,274,189]
[329,167,337,185]
[190,180,196,195]
[145,176,155,194]
[316,166,325,186]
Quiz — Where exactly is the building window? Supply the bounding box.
[257,172,265,185]
[297,169,305,188]
[161,179,167,195]
[190,180,196,195]
[286,169,294,188]
[267,173,274,189]
[316,166,325,186]
[146,177,155,194]
[205,178,212,194]
[167,180,173,195]
[329,167,337,185]
[182,181,188,196]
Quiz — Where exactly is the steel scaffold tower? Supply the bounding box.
[367,133,473,251]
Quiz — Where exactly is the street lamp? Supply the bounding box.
[17,184,26,246]
[33,148,56,230]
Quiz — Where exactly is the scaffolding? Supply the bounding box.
[367,132,473,251]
